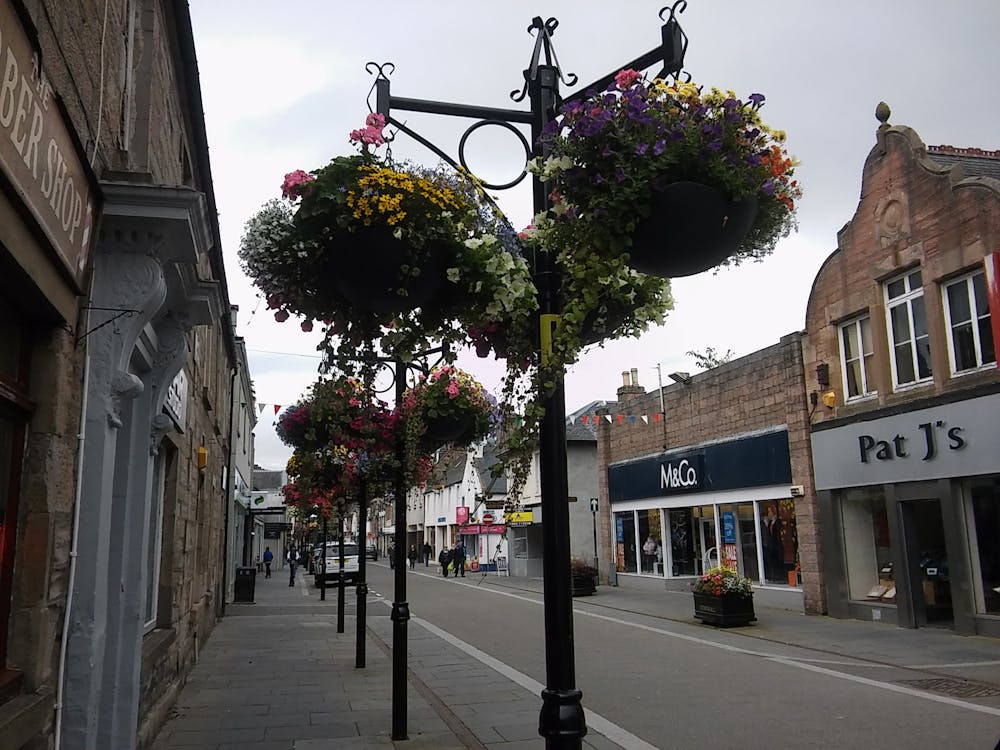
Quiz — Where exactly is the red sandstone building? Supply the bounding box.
[804,109,1000,636]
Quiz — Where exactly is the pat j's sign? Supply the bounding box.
[811,394,999,490]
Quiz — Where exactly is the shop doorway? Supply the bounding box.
[900,499,953,628]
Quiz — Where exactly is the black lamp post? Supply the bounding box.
[366,7,688,747]
[356,478,368,668]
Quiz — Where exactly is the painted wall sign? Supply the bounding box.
[0,1,97,288]
[163,368,188,430]
[811,393,1000,489]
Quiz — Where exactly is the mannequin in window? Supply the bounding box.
[761,505,783,583]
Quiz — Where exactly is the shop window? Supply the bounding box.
[668,508,695,576]
[968,477,1000,615]
[840,488,894,602]
[839,316,876,399]
[637,509,662,575]
[614,511,637,573]
[884,269,931,388]
[944,271,995,374]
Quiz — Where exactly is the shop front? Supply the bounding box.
[812,390,1000,636]
[608,429,803,602]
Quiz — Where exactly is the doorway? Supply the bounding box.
[900,499,953,628]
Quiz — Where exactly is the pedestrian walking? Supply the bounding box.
[262,546,273,578]
[438,546,452,578]
[287,547,298,586]
[408,544,418,570]
[423,541,432,566]
[452,542,466,577]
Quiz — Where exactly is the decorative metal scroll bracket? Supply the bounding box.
[75,306,142,345]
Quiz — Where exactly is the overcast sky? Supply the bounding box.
[188,1,1000,470]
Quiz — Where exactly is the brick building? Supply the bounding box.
[0,2,236,748]
[803,109,1000,636]
[595,342,824,615]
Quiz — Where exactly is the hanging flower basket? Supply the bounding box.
[238,113,538,373]
[329,227,453,314]
[421,413,476,447]
[401,366,498,452]
[535,70,801,278]
[628,181,759,278]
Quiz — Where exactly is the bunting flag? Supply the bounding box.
[273,404,281,415]
[258,404,266,415]
[641,415,649,424]
[581,415,589,424]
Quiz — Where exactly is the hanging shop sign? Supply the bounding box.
[810,393,1000,490]
[456,506,469,525]
[0,0,98,289]
[460,524,481,535]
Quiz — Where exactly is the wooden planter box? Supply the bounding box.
[571,574,597,597]
[693,592,756,627]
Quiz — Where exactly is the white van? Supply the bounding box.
[313,541,360,586]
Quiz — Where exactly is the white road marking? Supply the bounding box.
[377,574,1000,718]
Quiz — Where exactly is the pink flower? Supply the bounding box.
[614,69,641,89]
[446,381,460,399]
[349,113,386,147]
[274,310,290,323]
[281,170,315,200]
[366,112,385,129]
[266,293,283,309]
[300,320,314,332]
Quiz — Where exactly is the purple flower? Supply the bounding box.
[635,143,649,156]
[761,179,776,195]
[615,168,626,183]
[653,139,666,156]
[707,139,723,151]
[748,93,765,106]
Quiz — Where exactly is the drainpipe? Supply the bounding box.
[220,360,238,617]
[54,301,92,750]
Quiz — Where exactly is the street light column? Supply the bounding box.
[356,479,368,668]
[531,63,586,750]
[390,360,409,741]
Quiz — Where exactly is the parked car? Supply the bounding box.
[366,543,378,561]
[313,541,360,586]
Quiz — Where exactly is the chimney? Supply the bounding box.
[617,367,646,403]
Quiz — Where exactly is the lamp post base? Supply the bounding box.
[539,687,586,748]
[356,582,368,668]
[390,600,410,740]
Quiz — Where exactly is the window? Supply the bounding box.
[839,488,893,602]
[884,269,931,388]
[839,316,876,398]
[944,271,995,373]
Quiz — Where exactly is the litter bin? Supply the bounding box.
[234,566,257,602]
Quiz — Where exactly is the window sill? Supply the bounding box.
[0,668,23,705]
[0,685,52,750]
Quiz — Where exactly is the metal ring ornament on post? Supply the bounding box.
[458,119,533,191]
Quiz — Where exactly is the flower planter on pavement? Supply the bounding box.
[692,592,756,627]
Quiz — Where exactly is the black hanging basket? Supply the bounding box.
[628,181,758,278]
[327,227,453,314]
[421,413,476,449]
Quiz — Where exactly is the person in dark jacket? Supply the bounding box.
[408,544,418,570]
[438,547,452,577]
[452,542,466,577]
[423,541,432,566]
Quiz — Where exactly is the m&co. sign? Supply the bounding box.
[0,1,97,288]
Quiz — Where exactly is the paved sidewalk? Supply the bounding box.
[151,570,623,750]
[153,565,1000,749]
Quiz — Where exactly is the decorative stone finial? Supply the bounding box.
[875,101,891,125]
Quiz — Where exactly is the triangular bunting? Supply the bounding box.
[629,415,636,425]
[653,413,662,422]
[604,414,612,423]
[641,415,649,424]
[258,404,266,415]
[273,404,281,415]
[616,414,624,424]
[568,416,576,425]
[581,414,589,425]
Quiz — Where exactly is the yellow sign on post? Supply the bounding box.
[539,314,561,366]
[505,511,533,525]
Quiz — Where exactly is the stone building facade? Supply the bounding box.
[595,342,824,615]
[803,111,1000,636]
[0,2,235,748]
